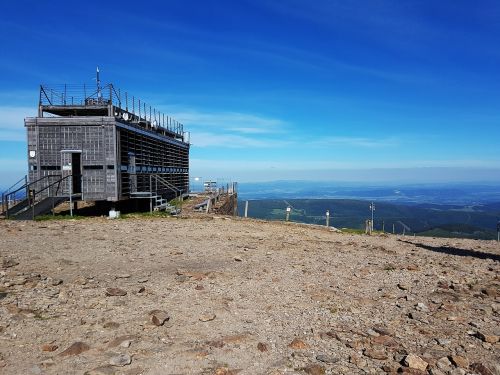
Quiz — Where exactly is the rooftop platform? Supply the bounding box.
[38,83,187,141]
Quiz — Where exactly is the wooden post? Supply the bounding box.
[244,201,249,218]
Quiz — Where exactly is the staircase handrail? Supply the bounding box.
[2,175,27,195]
[3,174,62,215]
[153,174,182,194]
[23,174,73,220]
[6,174,61,200]
[2,175,27,213]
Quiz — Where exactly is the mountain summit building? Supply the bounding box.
[3,80,190,218]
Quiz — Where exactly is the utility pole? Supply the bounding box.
[369,202,375,231]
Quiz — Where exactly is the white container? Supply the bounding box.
[109,210,121,219]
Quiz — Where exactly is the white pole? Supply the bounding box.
[244,201,249,218]
[69,174,73,217]
[370,202,375,231]
[326,210,330,227]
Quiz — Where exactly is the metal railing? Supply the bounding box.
[2,174,75,219]
[39,83,185,137]
[3,175,61,216]
[1,175,28,213]
[40,83,118,107]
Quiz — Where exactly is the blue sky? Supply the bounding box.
[1,0,499,186]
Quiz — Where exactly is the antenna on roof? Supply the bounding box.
[96,66,102,100]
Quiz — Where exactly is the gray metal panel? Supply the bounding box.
[25,115,190,202]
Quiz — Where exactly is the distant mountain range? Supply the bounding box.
[237,181,500,240]
[238,181,500,205]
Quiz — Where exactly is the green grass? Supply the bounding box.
[120,211,175,219]
[340,227,385,235]
[35,214,88,221]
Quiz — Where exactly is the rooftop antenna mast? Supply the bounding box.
[96,66,102,100]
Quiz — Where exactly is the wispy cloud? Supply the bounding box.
[164,108,289,148]
[169,109,285,133]
[190,131,291,148]
[311,136,400,148]
[0,106,35,141]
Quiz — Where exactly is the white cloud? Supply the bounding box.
[0,106,35,141]
[190,131,291,148]
[160,108,290,148]
[311,136,400,148]
[166,109,286,134]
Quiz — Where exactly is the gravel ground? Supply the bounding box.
[0,216,499,375]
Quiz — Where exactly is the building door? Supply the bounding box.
[71,153,82,194]
[61,150,82,195]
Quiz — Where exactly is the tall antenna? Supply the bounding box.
[96,66,102,100]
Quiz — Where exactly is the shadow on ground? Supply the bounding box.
[399,239,500,262]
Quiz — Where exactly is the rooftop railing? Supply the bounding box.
[39,83,185,137]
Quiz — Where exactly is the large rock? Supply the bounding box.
[1,258,19,269]
[58,342,90,356]
[404,354,428,371]
[288,338,308,349]
[449,355,469,369]
[149,310,170,326]
[363,347,388,360]
[105,288,127,296]
[109,353,131,367]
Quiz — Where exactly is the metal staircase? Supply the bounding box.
[129,173,185,214]
[2,175,73,220]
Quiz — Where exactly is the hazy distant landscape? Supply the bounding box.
[238,181,500,240]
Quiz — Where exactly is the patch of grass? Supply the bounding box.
[340,227,364,234]
[340,227,386,235]
[120,211,175,219]
[35,214,87,221]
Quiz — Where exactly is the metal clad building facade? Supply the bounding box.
[26,83,190,202]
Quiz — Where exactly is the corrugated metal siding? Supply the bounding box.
[25,116,189,202]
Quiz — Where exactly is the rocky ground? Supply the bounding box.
[0,215,498,375]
